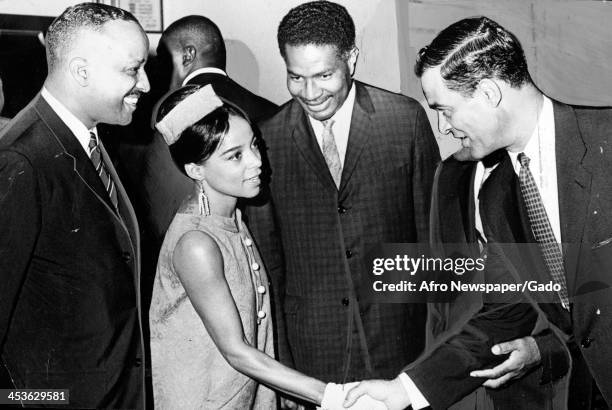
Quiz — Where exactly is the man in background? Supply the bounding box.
[248,0,439,397]
[0,3,149,408]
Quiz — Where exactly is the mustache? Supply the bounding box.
[300,96,330,105]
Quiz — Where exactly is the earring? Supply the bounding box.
[198,182,211,216]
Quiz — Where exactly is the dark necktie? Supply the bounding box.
[88,132,118,211]
[518,153,569,308]
[321,119,342,188]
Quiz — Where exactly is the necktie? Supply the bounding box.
[89,132,119,211]
[518,153,569,308]
[321,119,342,188]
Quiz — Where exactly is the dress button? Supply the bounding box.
[345,249,353,258]
[257,310,266,319]
[134,357,142,367]
[251,262,260,271]
[244,238,253,246]
[341,297,350,306]
[338,205,347,214]
[122,252,131,263]
[581,337,593,348]
[257,285,266,294]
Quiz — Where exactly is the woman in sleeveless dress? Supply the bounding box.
[148,85,385,410]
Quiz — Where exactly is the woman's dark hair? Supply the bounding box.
[155,85,253,176]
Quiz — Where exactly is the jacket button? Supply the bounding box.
[341,297,350,306]
[122,252,131,263]
[581,337,593,348]
[345,249,353,258]
[134,357,142,367]
[338,205,347,214]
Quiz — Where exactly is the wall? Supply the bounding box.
[397,0,612,157]
[0,0,74,16]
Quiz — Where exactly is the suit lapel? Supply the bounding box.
[34,96,116,210]
[99,142,140,276]
[34,95,138,252]
[339,82,374,194]
[554,101,592,291]
[290,105,338,190]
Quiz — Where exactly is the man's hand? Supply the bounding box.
[343,378,409,410]
[281,397,305,410]
[320,382,387,410]
[470,336,541,388]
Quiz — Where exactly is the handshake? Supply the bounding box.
[319,382,387,410]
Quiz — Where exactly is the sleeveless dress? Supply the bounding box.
[149,209,276,409]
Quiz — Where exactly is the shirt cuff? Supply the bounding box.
[398,372,430,410]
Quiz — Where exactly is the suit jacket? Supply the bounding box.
[248,81,439,381]
[405,100,612,409]
[0,95,145,408]
[138,71,278,249]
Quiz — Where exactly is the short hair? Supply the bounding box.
[162,15,226,69]
[277,1,355,59]
[414,16,531,95]
[46,2,140,72]
[156,85,254,176]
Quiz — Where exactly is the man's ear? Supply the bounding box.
[69,57,89,86]
[477,78,502,107]
[347,47,359,77]
[184,162,205,181]
[182,45,196,67]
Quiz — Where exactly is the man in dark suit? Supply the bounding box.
[135,14,278,250]
[248,0,439,391]
[0,4,150,408]
[158,15,278,120]
[346,16,612,409]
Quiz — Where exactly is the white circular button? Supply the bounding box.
[257,285,266,294]
[257,310,266,319]
[244,238,253,246]
[251,262,260,271]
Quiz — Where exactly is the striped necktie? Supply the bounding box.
[518,153,569,309]
[321,119,342,188]
[88,132,118,211]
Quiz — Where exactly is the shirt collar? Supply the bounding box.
[41,87,96,155]
[508,95,553,173]
[182,67,228,86]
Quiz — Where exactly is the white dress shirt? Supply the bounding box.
[308,82,356,167]
[474,95,561,243]
[182,67,227,86]
[41,87,98,157]
[399,95,560,409]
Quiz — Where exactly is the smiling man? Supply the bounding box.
[246,0,440,398]
[345,16,612,410]
[0,3,149,408]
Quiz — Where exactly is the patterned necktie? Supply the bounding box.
[321,119,342,188]
[518,153,569,309]
[88,132,119,211]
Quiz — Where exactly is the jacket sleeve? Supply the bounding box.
[0,150,40,349]
[404,300,539,409]
[404,238,545,409]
